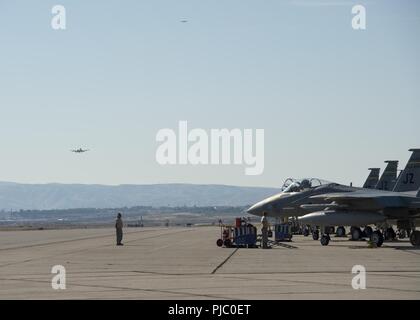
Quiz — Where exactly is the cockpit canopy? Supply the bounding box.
[281,178,332,193]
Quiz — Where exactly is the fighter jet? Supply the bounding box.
[247,169,394,219]
[247,149,420,247]
[71,148,89,153]
[298,149,420,247]
[247,178,355,218]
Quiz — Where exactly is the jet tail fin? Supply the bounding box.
[363,168,380,189]
[393,149,420,192]
[375,160,398,190]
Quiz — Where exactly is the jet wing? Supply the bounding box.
[311,189,417,200]
[310,190,416,210]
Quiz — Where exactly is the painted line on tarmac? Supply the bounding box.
[211,248,239,274]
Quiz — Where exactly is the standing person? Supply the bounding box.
[115,213,124,246]
[261,212,269,249]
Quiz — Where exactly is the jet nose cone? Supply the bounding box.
[247,202,264,216]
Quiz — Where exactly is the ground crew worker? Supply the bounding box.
[115,213,124,246]
[261,212,269,249]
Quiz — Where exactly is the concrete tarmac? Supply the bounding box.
[1,226,419,299]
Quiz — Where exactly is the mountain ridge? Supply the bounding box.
[0,181,280,210]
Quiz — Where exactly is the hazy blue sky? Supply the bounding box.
[0,0,419,187]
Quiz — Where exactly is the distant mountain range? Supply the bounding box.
[0,182,280,210]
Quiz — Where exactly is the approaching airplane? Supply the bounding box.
[247,149,420,247]
[71,148,89,153]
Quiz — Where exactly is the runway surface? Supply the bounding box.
[1,226,419,299]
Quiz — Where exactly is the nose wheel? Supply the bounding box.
[320,234,330,246]
[370,230,384,247]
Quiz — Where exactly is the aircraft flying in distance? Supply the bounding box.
[71,148,89,153]
[180,19,188,23]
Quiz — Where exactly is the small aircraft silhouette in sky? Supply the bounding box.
[71,148,89,153]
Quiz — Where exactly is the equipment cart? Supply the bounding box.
[217,219,258,248]
[274,223,293,242]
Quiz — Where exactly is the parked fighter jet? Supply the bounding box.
[71,148,89,153]
[247,178,355,218]
[247,149,420,247]
[247,165,399,218]
[298,149,420,247]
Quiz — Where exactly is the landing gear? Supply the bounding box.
[384,227,396,241]
[351,227,362,241]
[312,229,319,241]
[303,228,310,237]
[363,226,373,238]
[370,231,384,247]
[336,226,346,237]
[320,234,330,246]
[409,231,420,247]
[325,226,335,234]
[397,220,414,239]
[398,229,407,239]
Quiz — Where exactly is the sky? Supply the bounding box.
[0,0,419,188]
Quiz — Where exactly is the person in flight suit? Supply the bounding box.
[115,213,124,246]
[261,212,270,249]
